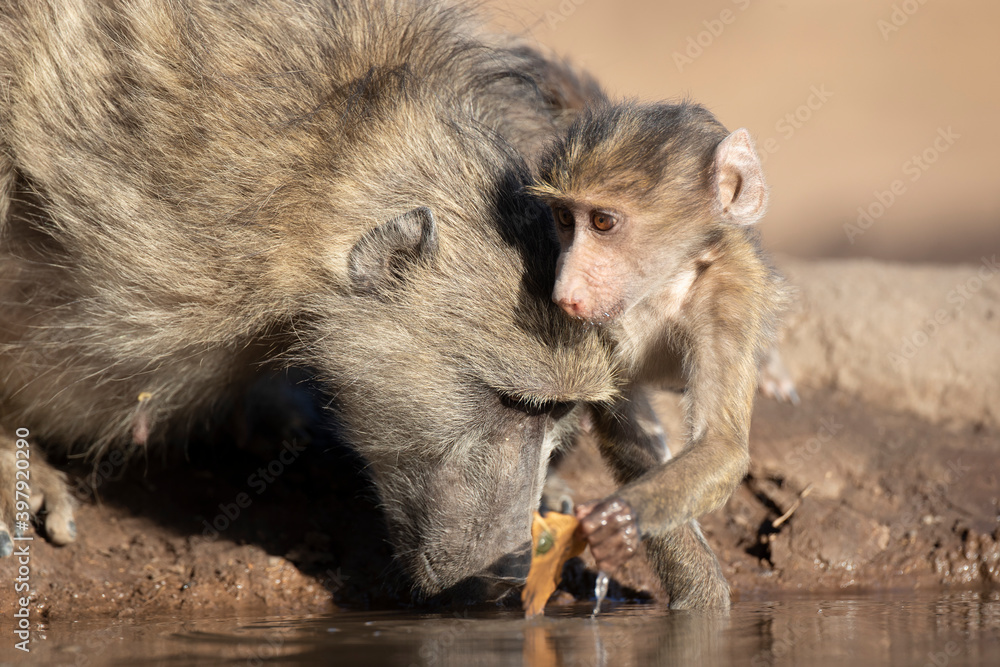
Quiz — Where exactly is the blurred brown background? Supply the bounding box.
[489,0,1000,263]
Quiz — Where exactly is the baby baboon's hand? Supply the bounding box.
[0,433,77,556]
[575,497,640,575]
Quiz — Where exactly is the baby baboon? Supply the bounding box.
[531,102,788,608]
[0,0,632,601]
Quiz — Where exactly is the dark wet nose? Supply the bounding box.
[432,542,532,606]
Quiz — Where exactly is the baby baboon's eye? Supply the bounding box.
[553,207,575,229]
[591,210,617,232]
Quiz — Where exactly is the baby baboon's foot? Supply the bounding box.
[0,431,77,555]
[644,521,731,610]
[758,346,800,405]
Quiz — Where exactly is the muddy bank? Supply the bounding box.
[1,259,997,619]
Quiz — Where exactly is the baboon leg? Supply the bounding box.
[644,521,731,610]
[590,388,731,609]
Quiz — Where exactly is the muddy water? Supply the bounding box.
[12,591,1000,666]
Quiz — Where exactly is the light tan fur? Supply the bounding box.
[533,102,790,608]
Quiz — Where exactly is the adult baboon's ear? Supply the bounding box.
[712,128,768,225]
[349,206,438,294]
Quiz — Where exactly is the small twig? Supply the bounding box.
[771,483,814,528]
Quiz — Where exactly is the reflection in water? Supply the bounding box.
[17,591,1000,666]
[519,607,730,667]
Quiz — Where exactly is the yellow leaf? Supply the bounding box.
[522,511,586,618]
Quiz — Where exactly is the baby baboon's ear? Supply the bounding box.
[349,206,438,295]
[712,128,768,226]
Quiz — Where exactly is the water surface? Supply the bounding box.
[15,591,1000,666]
